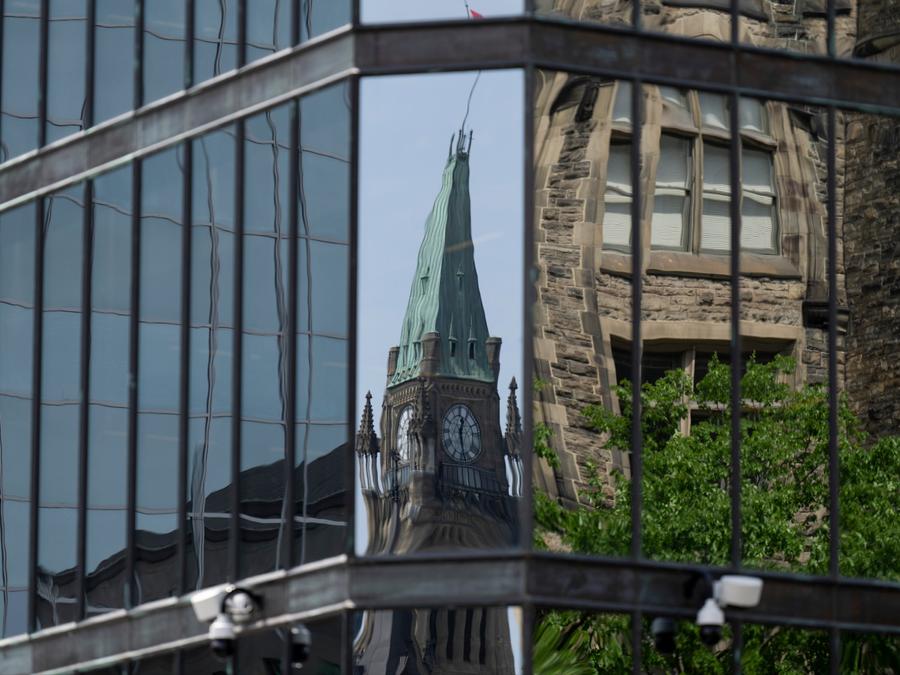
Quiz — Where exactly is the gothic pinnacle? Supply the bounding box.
[356,391,379,455]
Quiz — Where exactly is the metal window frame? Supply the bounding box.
[0,4,897,673]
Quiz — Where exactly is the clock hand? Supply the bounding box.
[458,418,465,452]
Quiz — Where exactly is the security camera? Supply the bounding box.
[191,585,228,623]
[209,612,237,659]
[696,598,725,646]
[714,575,763,609]
[191,585,263,659]
[290,623,313,666]
[650,617,676,654]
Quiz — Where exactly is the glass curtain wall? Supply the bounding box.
[0,1,351,164]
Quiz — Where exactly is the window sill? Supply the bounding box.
[599,250,802,280]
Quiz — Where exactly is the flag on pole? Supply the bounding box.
[469,8,485,18]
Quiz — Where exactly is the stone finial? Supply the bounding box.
[505,377,522,457]
[387,346,400,381]
[485,336,502,381]
[420,331,441,377]
[355,391,379,456]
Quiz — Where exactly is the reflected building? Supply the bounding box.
[353,132,521,673]
[532,0,900,509]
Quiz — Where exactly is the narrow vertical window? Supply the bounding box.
[602,141,633,249]
[651,135,691,250]
[700,143,731,252]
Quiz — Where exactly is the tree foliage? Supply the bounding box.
[534,355,900,673]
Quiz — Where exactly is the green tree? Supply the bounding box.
[534,355,900,673]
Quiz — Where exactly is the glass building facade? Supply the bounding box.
[0,0,897,673]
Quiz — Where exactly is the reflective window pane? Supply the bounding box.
[188,126,236,589]
[135,147,183,602]
[1,0,41,161]
[143,0,185,103]
[357,71,524,556]
[194,0,238,81]
[45,0,87,144]
[356,606,523,673]
[94,0,135,124]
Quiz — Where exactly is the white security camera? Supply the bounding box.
[209,612,237,659]
[694,574,763,647]
[191,585,228,623]
[190,585,262,660]
[696,597,725,646]
[714,575,764,609]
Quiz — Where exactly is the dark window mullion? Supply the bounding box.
[27,198,46,632]
[134,0,143,109]
[629,76,643,675]
[84,0,95,130]
[37,0,48,148]
[283,98,300,570]
[75,181,93,621]
[125,161,141,609]
[185,0,194,89]
[176,141,192,596]
[728,90,744,674]
[826,105,841,675]
[230,119,245,581]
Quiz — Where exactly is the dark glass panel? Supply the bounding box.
[89,314,130,404]
[186,415,231,590]
[245,106,291,234]
[84,509,126,615]
[36,185,84,628]
[143,0,185,103]
[2,591,29,638]
[300,84,350,162]
[194,0,238,82]
[45,0,87,143]
[293,423,347,564]
[308,240,348,337]
[246,0,291,64]
[92,164,133,313]
[299,0,350,40]
[243,235,289,332]
[237,421,286,577]
[0,202,34,638]
[135,147,183,602]
[242,333,284,422]
[310,336,347,423]
[0,396,31,498]
[1,0,41,161]
[188,127,236,591]
[0,305,34,396]
[2,501,30,589]
[300,152,349,242]
[239,105,291,577]
[355,606,522,674]
[138,322,181,410]
[0,202,36,304]
[84,405,127,613]
[298,82,350,243]
[140,150,184,323]
[94,0,135,124]
[134,412,179,603]
[43,189,84,310]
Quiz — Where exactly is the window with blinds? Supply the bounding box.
[652,135,691,249]
[603,140,632,249]
[701,142,731,251]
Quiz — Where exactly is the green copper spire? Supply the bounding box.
[390,131,495,386]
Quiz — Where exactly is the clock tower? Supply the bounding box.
[354,130,522,673]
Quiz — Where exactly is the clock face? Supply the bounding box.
[441,404,481,463]
[395,406,414,462]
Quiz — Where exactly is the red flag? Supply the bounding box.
[469,8,484,18]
